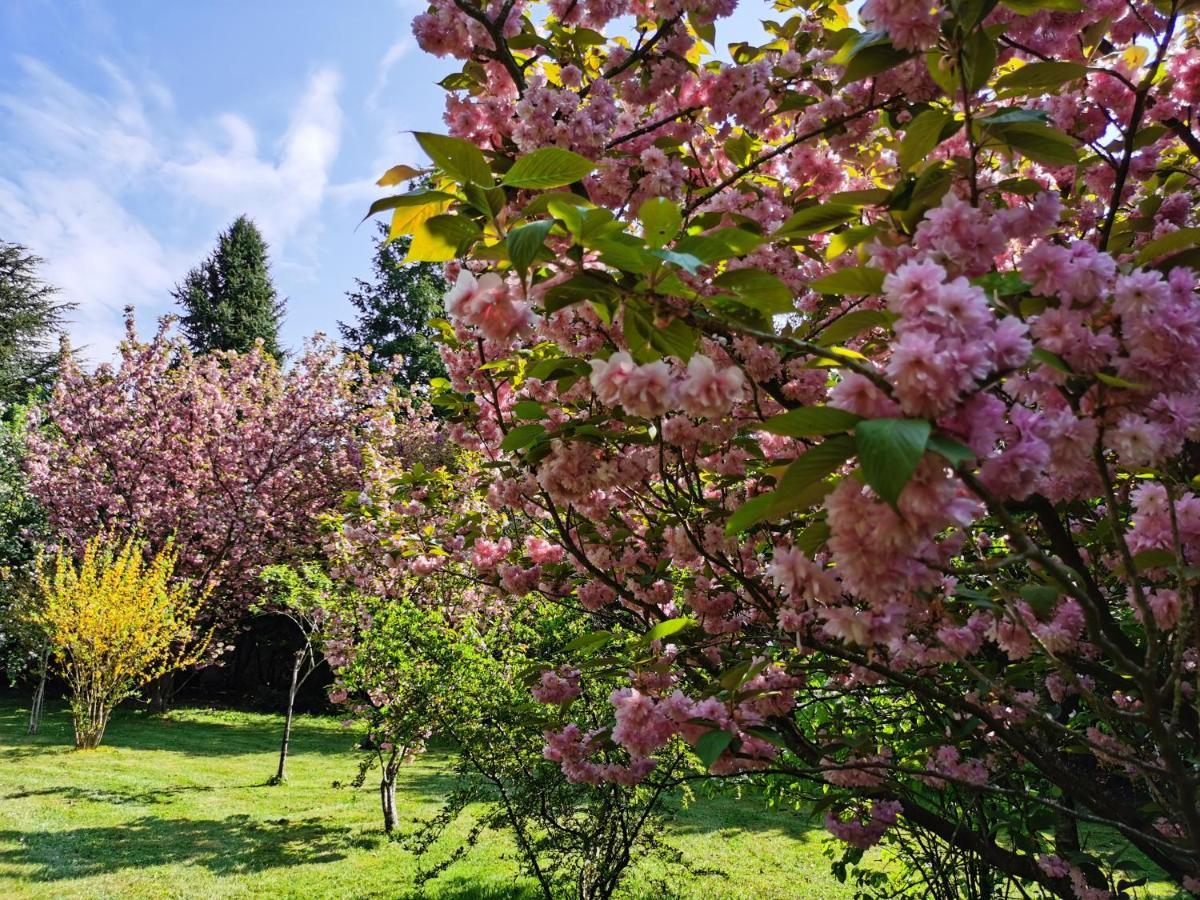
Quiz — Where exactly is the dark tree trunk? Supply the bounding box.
[380,768,399,834]
[272,650,304,785]
[147,671,174,713]
[27,650,48,735]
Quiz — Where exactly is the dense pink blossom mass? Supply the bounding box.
[337,0,1200,892]
[26,318,403,644]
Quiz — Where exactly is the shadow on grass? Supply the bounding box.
[0,698,349,759]
[0,813,374,881]
[5,784,218,805]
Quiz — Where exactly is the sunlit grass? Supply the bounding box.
[0,695,849,899]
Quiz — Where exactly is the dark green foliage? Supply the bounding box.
[340,222,448,392]
[0,410,49,683]
[0,242,71,410]
[173,216,285,358]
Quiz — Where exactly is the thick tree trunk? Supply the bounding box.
[27,650,48,735]
[147,671,174,713]
[272,650,304,785]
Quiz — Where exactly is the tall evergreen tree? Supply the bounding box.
[0,242,72,409]
[173,216,285,358]
[340,222,448,392]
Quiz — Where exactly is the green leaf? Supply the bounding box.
[502,147,595,189]
[695,730,735,768]
[993,123,1080,167]
[364,189,456,222]
[928,435,975,466]
[1096,371,1145,390]
[809,266,885,296]
[649,317,698,362]
[542,271,621,313]
[963,28,997,92]
[713,269,795,315]
[499,423,546,452]
[1001,0,1082,13]
[507,220,555,277]
[1032,347,1074,375]
[675,227,762,263]
[826,224,883,260]
[816,309,892,346]
[512,400,548,420]
[415,132,494,186]
[774,204,859,240]
[839,40,914,86]
[645,617,694,642]
[564,631,613,653]
[725,492,775,536]
[648,248,704,274]
[639,197,683,249]
[898,109,953,172]
[855,418,931,506]
[1136,227,1200,266]
[405,214,480,262]
[994,61,1088,95]
[1019,583,1060,615]
[771,436,855,502]
[376,164,424,186]
[795,520,830,556]
[758,406,863,437]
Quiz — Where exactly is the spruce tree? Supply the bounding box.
[173,216,285,358]
[0,242,72,409]
[340,222,448,392]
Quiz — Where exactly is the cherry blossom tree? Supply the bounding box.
[25,315,404,682]
[363,0,1200,893]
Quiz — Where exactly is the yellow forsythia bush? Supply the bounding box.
[36,534,208,748]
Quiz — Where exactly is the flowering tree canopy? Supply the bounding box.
[25,317,404,646]
[364,0,1200,893]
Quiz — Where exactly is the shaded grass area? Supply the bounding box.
[0,695,848,899]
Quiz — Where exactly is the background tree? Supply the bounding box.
[0,242,72,410]
[36,534,208,749]
[24,317,410,704]
[258,563,333,786]
[340,221,447,392]
[173,216,285,358]
[0,410,50,733]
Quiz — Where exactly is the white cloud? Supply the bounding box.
[165,68,344,257]
[0,58,346,361]
[366,38,411,112]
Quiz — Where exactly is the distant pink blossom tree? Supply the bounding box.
[25,315,408,663]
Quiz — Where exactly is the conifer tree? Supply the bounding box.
[0,242,71,409]
[173,216,284,358]
[340,222,447,392]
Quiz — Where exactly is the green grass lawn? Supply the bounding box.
[0,694,848,899]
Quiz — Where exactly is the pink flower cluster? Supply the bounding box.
[883,259,1030,419]
[860,0,943,50]
[533,667,582,704]
[824,799,903,849]
[588,351,746,421]
[445,270,533,345]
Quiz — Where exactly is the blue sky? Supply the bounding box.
[0,0,770,362]
[0,0,458,361]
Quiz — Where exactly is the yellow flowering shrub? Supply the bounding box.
[36,534,208,748]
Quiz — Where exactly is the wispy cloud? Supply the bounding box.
[0,57,345,360]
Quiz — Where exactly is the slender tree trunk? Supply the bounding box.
[380,754,400,834]
[27,649,48,735]
[273,650,304,785]
[73,691,110,749]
